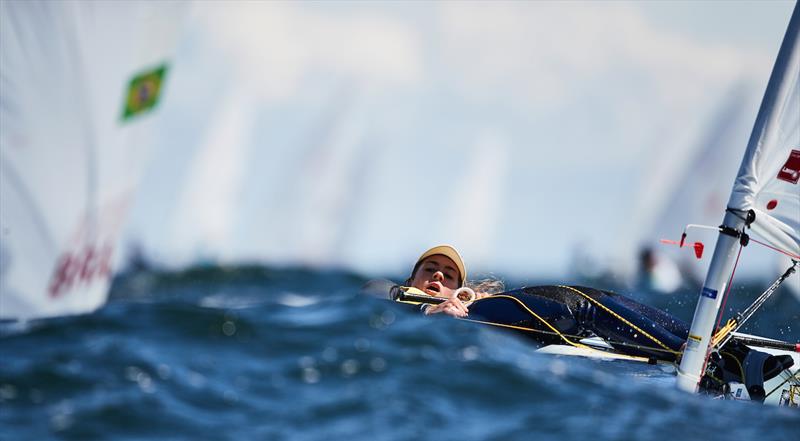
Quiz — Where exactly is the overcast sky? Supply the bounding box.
[125,1,796,283]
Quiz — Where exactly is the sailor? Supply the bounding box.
[382,245,691,345]
[361,244,498,317]
[403,245,471,317]
[367,244,693,345]
[362,244,794,400]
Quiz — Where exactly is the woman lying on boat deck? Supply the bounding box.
[362,244,690,359]
[362,245,794,399]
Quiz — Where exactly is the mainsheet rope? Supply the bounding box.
[557,285,678,354]
[714,244,744,336]
[712,259,799,349]
[395,287,681,356]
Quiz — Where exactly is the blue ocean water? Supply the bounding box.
[1,266,798,440]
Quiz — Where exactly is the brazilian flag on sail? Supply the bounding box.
[121,63,168,121]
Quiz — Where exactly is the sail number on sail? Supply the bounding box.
[48,243,113,298]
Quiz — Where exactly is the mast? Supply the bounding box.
[676,3,800,392]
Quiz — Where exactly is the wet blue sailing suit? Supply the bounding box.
[359,281,689,361]
[366,281,795,400]
[465,285,688,361]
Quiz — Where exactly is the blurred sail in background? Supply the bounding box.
[631,82,762,293]
[124,2,790,282]
[0,1,185,319]
[570,81,767,292]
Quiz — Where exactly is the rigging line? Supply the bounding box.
[765,368,800,399]
[396,290,680,355]
[392,290,580,348]
[712,320,737,348]
[720,351,746,384]
[479,295,590,349]
[557,286,676,353]
[706,372,724,386]
[715,260,799,349]
[714,244,743,334]
[749,237,800,260]
[460,318,653,362]
[457,317,682,355]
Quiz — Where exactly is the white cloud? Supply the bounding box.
[437,2,770,112]
[191,2,423,100]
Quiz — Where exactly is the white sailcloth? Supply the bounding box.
[0,1,184,320]
[728,13,800,259]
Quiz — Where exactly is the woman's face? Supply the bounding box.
[410,254,461,298]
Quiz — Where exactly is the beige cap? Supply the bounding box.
[412,245,467,287]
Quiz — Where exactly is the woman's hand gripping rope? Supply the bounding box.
[424,287,476,318]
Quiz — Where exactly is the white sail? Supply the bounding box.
[0,1,185,320]
[677,3,800,392]
[728,48,800,260]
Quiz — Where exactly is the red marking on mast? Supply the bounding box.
[766,199,778,210]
